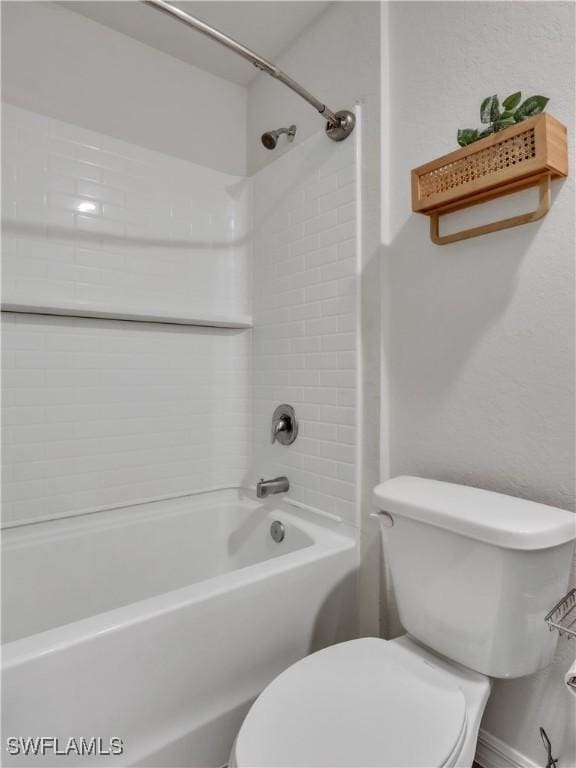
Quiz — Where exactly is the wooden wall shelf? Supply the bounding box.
[411,113,568,245]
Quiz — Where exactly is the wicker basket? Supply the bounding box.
[412,114,567,213]
[411,114,568,244]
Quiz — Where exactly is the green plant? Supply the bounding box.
[457,92,549,147]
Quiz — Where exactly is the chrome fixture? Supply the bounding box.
[261,125,296,150]
[540,728,558,768]
[545,587,576,639]
[271,404,298,445]
[257,476,290,499]
[144,0,355,142]
[270,520,285,543]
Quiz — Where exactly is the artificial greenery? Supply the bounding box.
[457,92,549,147]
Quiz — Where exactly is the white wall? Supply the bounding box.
[1,105,251,529]
[247,2,379,176]
[6,2,573,762]
[385,2,575,765]
[248,0,382,634]
[2,105,250,321]
[1,6,252,528]
[2,314,249,527]
[248,130,357,524]
[1,1,247,175]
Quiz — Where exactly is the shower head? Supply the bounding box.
[261,131,279,150]
[261,125,297,150]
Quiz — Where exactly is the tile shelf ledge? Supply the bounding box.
[1,297,252,329]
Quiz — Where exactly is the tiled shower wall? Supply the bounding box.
[1,106,251,527]
[2,105,250,318]
[248,132,358,525]
[2,108,358,528]
[2,315,249,527]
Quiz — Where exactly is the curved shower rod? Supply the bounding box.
[143,0,355,142]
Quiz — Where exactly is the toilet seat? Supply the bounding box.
[232,638,468,768]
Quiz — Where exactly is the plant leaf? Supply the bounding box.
[514,95,549,121]
[480,95,499,123]
[493,117,516,133]
[501,110,515,120]
[502,91,522,110]
[478,126,495,140]
[457,128,479,147]
[490,96,501,122]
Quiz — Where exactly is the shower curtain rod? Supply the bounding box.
[143,0,355,142]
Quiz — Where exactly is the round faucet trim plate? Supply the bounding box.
[270,521,285,543]
[271,404,298,445]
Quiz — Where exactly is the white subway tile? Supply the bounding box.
[303,210,338,236]
[339,202,356,224]
[305,316,339,336]
[319,184,355,213]
[338,165,355,188]
[3,107,357,528]
[3,104,250,323]
[304,173,338,201]
[322,333,356,351]
[2,312,250,524]
[306,245,339,269]
[306,282,339,302]
[291,234,319,257]
[245,134,358,523]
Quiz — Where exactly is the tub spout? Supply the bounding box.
[257,476,290,498]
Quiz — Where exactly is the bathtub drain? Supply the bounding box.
[270,520,285,543]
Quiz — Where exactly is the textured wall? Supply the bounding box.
[248,131,358,524]
[386,2,575,764]
[1,1,247,175]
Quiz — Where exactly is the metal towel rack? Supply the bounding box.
[545,588,576,639]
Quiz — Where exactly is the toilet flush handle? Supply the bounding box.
[369,511,394,527]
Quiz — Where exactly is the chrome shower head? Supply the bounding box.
[261,131,279,150]
[261,124,296,150]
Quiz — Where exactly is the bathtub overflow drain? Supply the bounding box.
[270,520,285,543]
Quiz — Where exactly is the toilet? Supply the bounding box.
[230,476,576,768]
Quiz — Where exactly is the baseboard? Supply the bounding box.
[475,729,539,768]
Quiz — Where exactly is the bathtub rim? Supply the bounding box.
[2,493,358,666]
[0,485,356,537]
[0,484,353,532]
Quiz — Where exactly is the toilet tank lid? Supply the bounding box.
[374,476,576,550]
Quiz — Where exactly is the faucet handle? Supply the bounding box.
[271,416,289,443]
[270,404,298,445]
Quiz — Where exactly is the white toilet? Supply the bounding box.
[230,476,576,768]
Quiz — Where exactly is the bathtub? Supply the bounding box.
[1,489,357,767]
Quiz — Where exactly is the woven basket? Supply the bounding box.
[412,113,568,215]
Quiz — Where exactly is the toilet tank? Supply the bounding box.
[374,477,576,679]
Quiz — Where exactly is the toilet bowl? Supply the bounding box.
[230,477,575,768]
[230,636,491,768]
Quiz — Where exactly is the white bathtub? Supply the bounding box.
[1,489,357,767]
